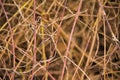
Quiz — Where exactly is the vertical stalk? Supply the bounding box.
[0,0,15,80]
[103,15,106,80]
[31,0,36,79]
[41,22,48,80]
[60,0,83,80]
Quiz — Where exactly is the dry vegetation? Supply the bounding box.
[0,0,120,80]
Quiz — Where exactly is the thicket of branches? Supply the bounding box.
[0,0,120,80]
